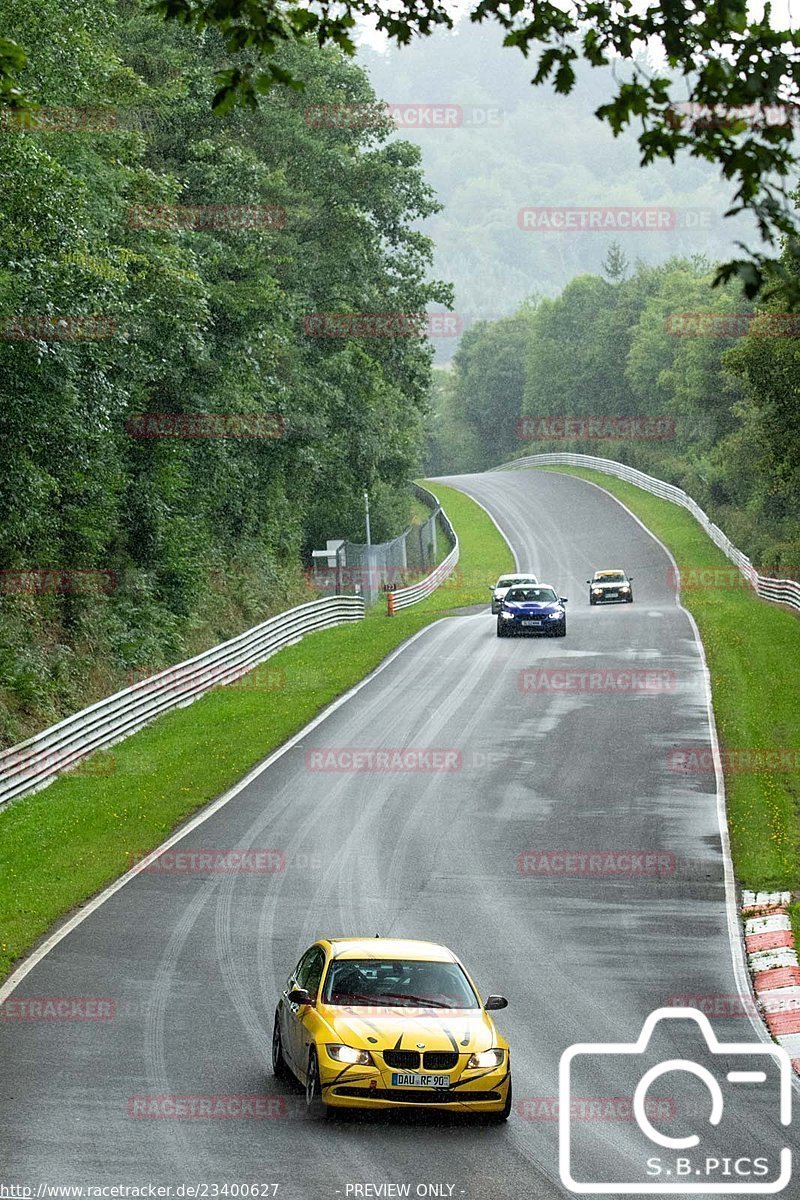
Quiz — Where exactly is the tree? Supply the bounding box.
[602,242,629,283]
[0,0,450,740]
[451,313,535,469]
[120,2,800,303]
[443,248,800,570]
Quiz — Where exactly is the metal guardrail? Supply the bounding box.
[323,484,445,606]
[0,595,365,807]
[388,484,459,612]
[490,453,800,612]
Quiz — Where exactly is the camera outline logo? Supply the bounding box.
[559,1007,793,1194]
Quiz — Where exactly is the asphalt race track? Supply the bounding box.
[1,469,794,1198]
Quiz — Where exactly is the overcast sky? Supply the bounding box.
[357,0,798,62]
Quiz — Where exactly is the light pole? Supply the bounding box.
[364,489,371,546]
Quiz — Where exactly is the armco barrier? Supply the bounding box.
[0,595,365,807]
[490,453,800,612]
[387,485,459,612]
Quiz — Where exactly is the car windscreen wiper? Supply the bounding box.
[374,992,457,1008]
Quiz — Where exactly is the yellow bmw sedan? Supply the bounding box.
[272,937,511,1120]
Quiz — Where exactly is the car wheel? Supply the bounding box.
[484,1078,512,1124]
[496,622,507,637]
[305,1047,329,1119]
[589,597,596,606]
[272,1012,290,1081]
[555,625,566,637]
[627,595,634,603]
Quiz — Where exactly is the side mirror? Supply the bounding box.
[288,987,312,1006]
[585,579,591,585]
[488,584,497,591]
[484,994,508,1011]
[560,597,568,604]
[628,576,634,581]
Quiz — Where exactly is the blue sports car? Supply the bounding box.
[496,585,568,638]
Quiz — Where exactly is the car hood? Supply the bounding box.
[502,601,561,613]
[316,1004,498,1054]
[593,581,626,589]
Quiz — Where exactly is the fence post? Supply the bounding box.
[387,589,395,617]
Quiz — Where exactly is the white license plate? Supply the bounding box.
[391,1072,450,1088]
[521,619,542,626]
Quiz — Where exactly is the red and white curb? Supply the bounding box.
[741,890,800,1072]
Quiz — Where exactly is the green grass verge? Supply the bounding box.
[790,904,800,953]
[0,481,513,983]
[539,465,800,895]
[410,481,515,613]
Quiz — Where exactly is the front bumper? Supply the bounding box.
[320,1055,511,1113]
[500,617,565,635]
[590,591,630,603]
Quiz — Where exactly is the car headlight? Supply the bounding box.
[500,610,515,619]
[326,1044,373,1065]
[548,611,564,619]
[592,588,602,595]
[467,1048,505,1069]
[620,585,630,592]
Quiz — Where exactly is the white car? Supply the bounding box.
[489,573,539,614]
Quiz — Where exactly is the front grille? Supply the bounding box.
[334,1087,500,1104]
[423,1051,459,1070]
[382,1049,420,1069]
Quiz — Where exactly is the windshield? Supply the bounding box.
[595,572,625,582]
[496,575,534,588]
[322,958,480,1009]
[506,587,558,604]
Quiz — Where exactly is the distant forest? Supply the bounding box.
[361,20,761,363]
[425,247,800,575]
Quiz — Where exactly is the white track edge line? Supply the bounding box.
[534,466,798,1071]
[2,485,518,1003]
[445,485,521,573]
[0,617,467,1003]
